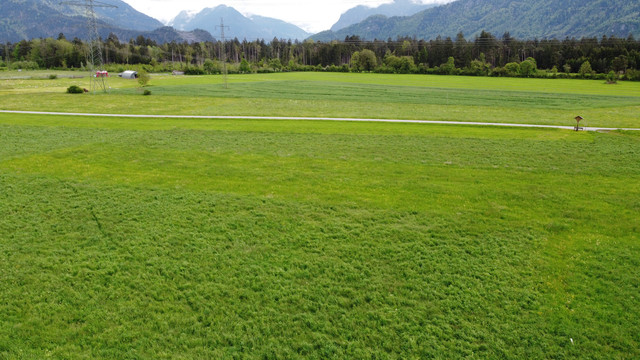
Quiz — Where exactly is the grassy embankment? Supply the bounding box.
[0,72,639,358]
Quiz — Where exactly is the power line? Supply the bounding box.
[215,18,231,89]
[60,0,117,93]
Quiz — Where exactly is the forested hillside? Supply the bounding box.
[0,0,209,43]
[313,0,640,41]
[331,0,435,31]
[0,0,89,42]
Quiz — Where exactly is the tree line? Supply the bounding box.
[2,31,639,80]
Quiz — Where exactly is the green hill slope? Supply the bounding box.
[312,0,640,41]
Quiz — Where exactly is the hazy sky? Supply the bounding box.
[121,0,452,33]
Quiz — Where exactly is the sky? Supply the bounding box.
[120,0,452,33]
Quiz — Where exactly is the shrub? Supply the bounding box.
[49,74,58,80]
[579,61,593,78]
[268,58,283,71]
[519,59,537,77]
[490,67,507,77]
[184,67,205,75]
[66,85,84,94]
[324,64,351,73]
[439,57,457,75]
[9,61,39,70]
[203,59,222,75]
[625,69,640,81]
[374,65,395,74]
[416,64,429,74]
[143,89,152,96]
[466,59,491,76]
[239,58,251,73]
[137,70,150,86]
[505,62,520,76]
[383,54,417,73]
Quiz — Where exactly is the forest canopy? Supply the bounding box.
[2,32,639,80]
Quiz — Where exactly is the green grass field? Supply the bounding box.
[0,72,639,358]
[1,71,639,128]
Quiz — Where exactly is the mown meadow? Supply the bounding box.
[1,71,639,127]
[0,72,639,358]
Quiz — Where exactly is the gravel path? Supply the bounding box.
[1,110,638,131]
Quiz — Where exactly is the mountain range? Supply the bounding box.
[0,0,211,43]
[331,0,438,32]
[168,5,310,41]
[2,0,640,44]
[313,0,640,41]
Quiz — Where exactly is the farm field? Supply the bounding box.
[0,72,639,358]
[1,71,640,128]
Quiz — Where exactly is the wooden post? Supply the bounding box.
[575,116,584,131]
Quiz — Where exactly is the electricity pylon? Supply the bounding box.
[215,18,230,89]
[61,0,117,93]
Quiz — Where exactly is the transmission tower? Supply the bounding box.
[3,43,9,68]
[61,0,117,93]
[216,18,230,89]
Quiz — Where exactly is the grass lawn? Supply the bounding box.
[0,72,639,358]
[1,71,639,128]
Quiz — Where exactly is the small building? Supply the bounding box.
[119,70,138,79]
